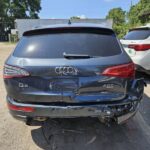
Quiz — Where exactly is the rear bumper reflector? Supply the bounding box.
[7,103,34,112]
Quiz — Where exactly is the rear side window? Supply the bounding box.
[13,31,121,58]
[124,29,150,40]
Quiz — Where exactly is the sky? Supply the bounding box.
[39,0,140,19]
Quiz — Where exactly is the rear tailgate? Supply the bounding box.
[4,27,132,104]
[5,56,132,104]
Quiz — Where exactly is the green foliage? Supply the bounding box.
[128,0,150,26]
[106,8,126,25]
[70,16,81,20]
[113,24,129,39]
[8,0,41,19]
[106,8,126,38]
[0,0,7,18]
[0,0,41,38]
[127,5,141,27]
[0,0,41,19]
[9,34,18,43]
[106,0,150,38]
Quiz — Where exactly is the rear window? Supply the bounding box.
[13,31,121,58]
[124,29,150,40]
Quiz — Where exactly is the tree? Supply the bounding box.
[0,0,41,41]
[106,8,126,26]
[0,0,7,18]
[70,16,81,20]
[0,0,41,20]
[8,0,41,19]
[70,15,86,20]
[128,0,150,26]
[0,0,11,39]
[106,8,126,38]
[105,1,150,38]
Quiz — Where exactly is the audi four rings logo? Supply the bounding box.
[55,66,78,75]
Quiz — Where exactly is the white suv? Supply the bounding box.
[120,24,150,75]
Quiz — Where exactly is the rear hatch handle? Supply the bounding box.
[63,52,94,59]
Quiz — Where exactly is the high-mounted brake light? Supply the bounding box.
[102,63,135,78]
[3,64,29,79]
[7,103,34,112]
[128,44,150,51]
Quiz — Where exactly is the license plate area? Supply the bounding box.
[50,78,79,93]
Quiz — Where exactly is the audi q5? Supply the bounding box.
[3,23,144,125]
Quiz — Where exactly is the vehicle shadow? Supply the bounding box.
[31,94,150,150]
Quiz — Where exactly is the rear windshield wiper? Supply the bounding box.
[63,52,93,59]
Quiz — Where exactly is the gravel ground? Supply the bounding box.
[0,42,150,150]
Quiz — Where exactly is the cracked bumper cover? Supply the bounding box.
[7,96,141,124]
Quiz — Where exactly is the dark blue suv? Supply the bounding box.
[3,23,144,125]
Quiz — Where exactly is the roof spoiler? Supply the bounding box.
[23,27,115,36]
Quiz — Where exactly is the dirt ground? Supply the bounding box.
[0,42,150,150]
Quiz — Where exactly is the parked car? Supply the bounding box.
[120,24,150,75]
[3,23,144,125]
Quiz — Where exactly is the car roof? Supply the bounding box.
[23,23,114,36]
[129,23,150,31]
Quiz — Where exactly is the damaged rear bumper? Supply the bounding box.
[7,96,140,124]
[7,78,145,124]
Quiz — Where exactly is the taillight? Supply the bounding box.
[3,64,29,79]
[7,103,34,112]
[128,44,150,51]
[102,63,135,78]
